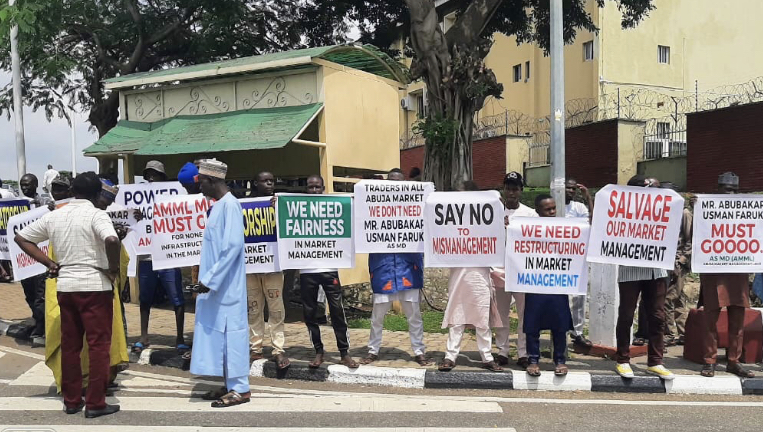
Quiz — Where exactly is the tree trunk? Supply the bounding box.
[406,0,503,191]
[90,92,120,138]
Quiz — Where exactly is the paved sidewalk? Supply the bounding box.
[2,281,761,378]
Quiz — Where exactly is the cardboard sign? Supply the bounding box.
[353,180,434,253]
[106,203,139,227]
[423,191,505,268]
[0,199,30,259]
[587,185,683,270]
[241,197,279,273]
[149,194,210,270]
[116,182,186,255]
[7,206,50,280]
[276,193,354,269]
[692,194,763,273]
[506,217,590,295]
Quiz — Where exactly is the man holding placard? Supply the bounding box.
[696,172,755,378]
[245,171,289,370]
[521,195,576,377]
[491,172,536,369]
[360,169,430,366]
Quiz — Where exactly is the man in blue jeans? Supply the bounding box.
[133,160,187,354]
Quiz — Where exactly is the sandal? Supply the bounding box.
[700,363,715,377]
[132,342,149,354]
[438,359,456,372]
[414,354,434,366]
[483,361,503,372]
[201,386,228,401]
[632,337,646,346]
[308,353,324,369]
[340,355,359,369]
[273,353,291,370]
[526,364,541,377]
[181,351,192,361]
[727,362,755,378]
[361,354,379,365]
[554,364,569,376]
[211,390,251,408]
[495,355,510,366]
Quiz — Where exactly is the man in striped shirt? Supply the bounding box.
[614,175,674,381]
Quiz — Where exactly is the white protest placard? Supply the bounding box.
[276,193,354,269]
[106,203,138,227]
[116,182,186,254]
[241,197,279,273]
[149,194,210,270]
[506,217,590,295]
[353,180,434,253]
[7,206,50,280]
[0,198,30,260]
[424,191,505,268]
[587,184,683,269]
[692,194,763,273]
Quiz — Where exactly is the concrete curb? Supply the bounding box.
[2,323,760,395]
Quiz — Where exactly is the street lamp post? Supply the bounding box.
[9,0,26,182]
[550,0,566,217]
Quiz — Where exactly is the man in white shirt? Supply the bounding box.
[492,172,537,369]
[15,172,121,418]
[564,178,594,349]
[43,164,59,193]
[0,178,15,198]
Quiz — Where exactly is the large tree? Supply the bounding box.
[303,0,655,190]
[0,0,304,137]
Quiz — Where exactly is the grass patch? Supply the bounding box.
[348,311,520,335]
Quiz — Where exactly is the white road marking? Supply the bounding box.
[9,361,54,387]
[0,428,516,432]
[511,371,592,391]
[0,396,503,413]
[0,379,11,384]
[327,364,426,389]
[0,345,45,361]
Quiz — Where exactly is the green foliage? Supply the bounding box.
[412,114,458,147]
[0,0,307,133]
[347,311,450,334]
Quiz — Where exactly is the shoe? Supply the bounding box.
[664,336,677,347]
[495,354,510,366]
[632,337,646,346]
[85,404,120,418]
[646,365,675,380]
[516,357,530,369]
[572,335,593,348]
[482,361,503,372]
[676,335,685,346]
[727,362,755,378]
[31,336,46,348]
[64,401,85,415]
[616,363,635,379]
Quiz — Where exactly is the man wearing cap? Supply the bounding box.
[133,160,188,354]
[699,172,755,378]
[178,162,202,299]
[564,178,594,349]
[490,171,536,369]
[191,160,251,408]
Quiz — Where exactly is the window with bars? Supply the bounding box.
[525,61,530,81]
[513,64,522,82]
[658,45,670,64]
[583,41,594,61]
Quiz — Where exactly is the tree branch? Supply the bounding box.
[445,0,503,47]
[124,0,142,25]
[146,7,196,46]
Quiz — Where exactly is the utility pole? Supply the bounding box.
[9,0,26,182]
[550,0,566,217]
[70,109,77,176]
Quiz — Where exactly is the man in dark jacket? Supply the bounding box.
[361,169,431,366]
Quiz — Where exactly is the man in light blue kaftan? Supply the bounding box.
[191,159,251,407]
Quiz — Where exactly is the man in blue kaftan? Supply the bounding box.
[191,159,251,408]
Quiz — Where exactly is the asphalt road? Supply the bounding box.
[1,337,762,432]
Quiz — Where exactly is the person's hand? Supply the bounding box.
[107,268,119,283]
[46,262,61,278]
[197,283,211,294]
[133,209,144,222]
[504,215,510,227]
[270,196,276,207]
[47,202,55,211]
[577,184,590,195]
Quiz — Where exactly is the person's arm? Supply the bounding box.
[199,200,245,293]
[578,184,594,222]
[14,217,58,276]
[92,211,121,282]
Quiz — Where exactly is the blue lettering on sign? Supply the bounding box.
[516,273,579,287]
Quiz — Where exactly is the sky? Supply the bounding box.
[0,74,99,185]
